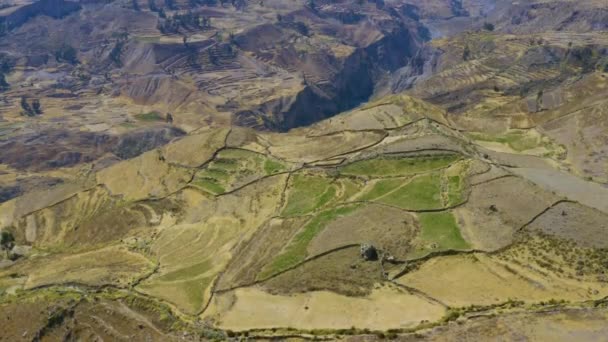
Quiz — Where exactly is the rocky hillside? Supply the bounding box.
[0,0,431,131]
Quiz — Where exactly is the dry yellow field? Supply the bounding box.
[205,286,446,331]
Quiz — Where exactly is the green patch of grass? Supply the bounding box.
[468,131,539,152]
[137,275,213,315]
[477,32,496,42]
[157,260,213,282]
[134,36,161,43]
[181,277,212,308]
[359,178,405,201]
[317,187,336,208]
[341,155,459,177]
[211,158,239,170]
[135,111,164,122]
[377,173,442,210]
[413,212,469,256]
[264,159,285,175]
[259,205,359,279]
[508,136,538,151]
[192,149,287,193]
[199,168,230,181]
[120,122,138,129]
[193,179,225,195]
[447,175,465,206]
[282,174,337,217]
[337,178,363,202]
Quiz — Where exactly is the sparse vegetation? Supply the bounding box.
[157,11,212,33]
[0,53,12,91]
[263,159,285,174]
[20,96,42,117]
[375,173,442,210]
[260,205,359,278]
[0,231,14,257]
[468,130,548,152]
[415,212,469,255]
[135,111,164,121]
[340,154,459,178]
[192,149,287,195]
[0,73,8,91]
[463,44,471,61]
[55,44,78,64]
[358,178,404,201]
[31,99,42,115]
[193,178,225,194]
[110,41,125,67]
[447,175,465,206]
[282,173,336,216]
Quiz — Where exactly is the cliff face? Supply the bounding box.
[234,24,426,131]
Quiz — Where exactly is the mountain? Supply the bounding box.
[0,0,608,340]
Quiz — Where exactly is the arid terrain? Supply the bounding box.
[0,0,607,340]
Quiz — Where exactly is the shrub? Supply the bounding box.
[32,99,43,114]
[55,44,78,64]
[0,73,8,91]
[463,44,471,61]
[0,231,14,250]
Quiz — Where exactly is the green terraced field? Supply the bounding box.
[447,175,465,206]
[192,149,287,195]
[340,155,459,177]
[259,205,359,278]
[135,111,165,122]
[379,173,442,210]
[156,260,213,282]
[192,178,226,195]
[468,131,544,152]
[358,178,406,201]
[363,173,443,210]
[282,173,337,216]
[413,212,470,257]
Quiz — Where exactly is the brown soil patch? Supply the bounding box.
[308,204,418,259]
[217,217,307,290]
[455,176,559,251]
[527,201,608,248]
[262,247,383,297]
